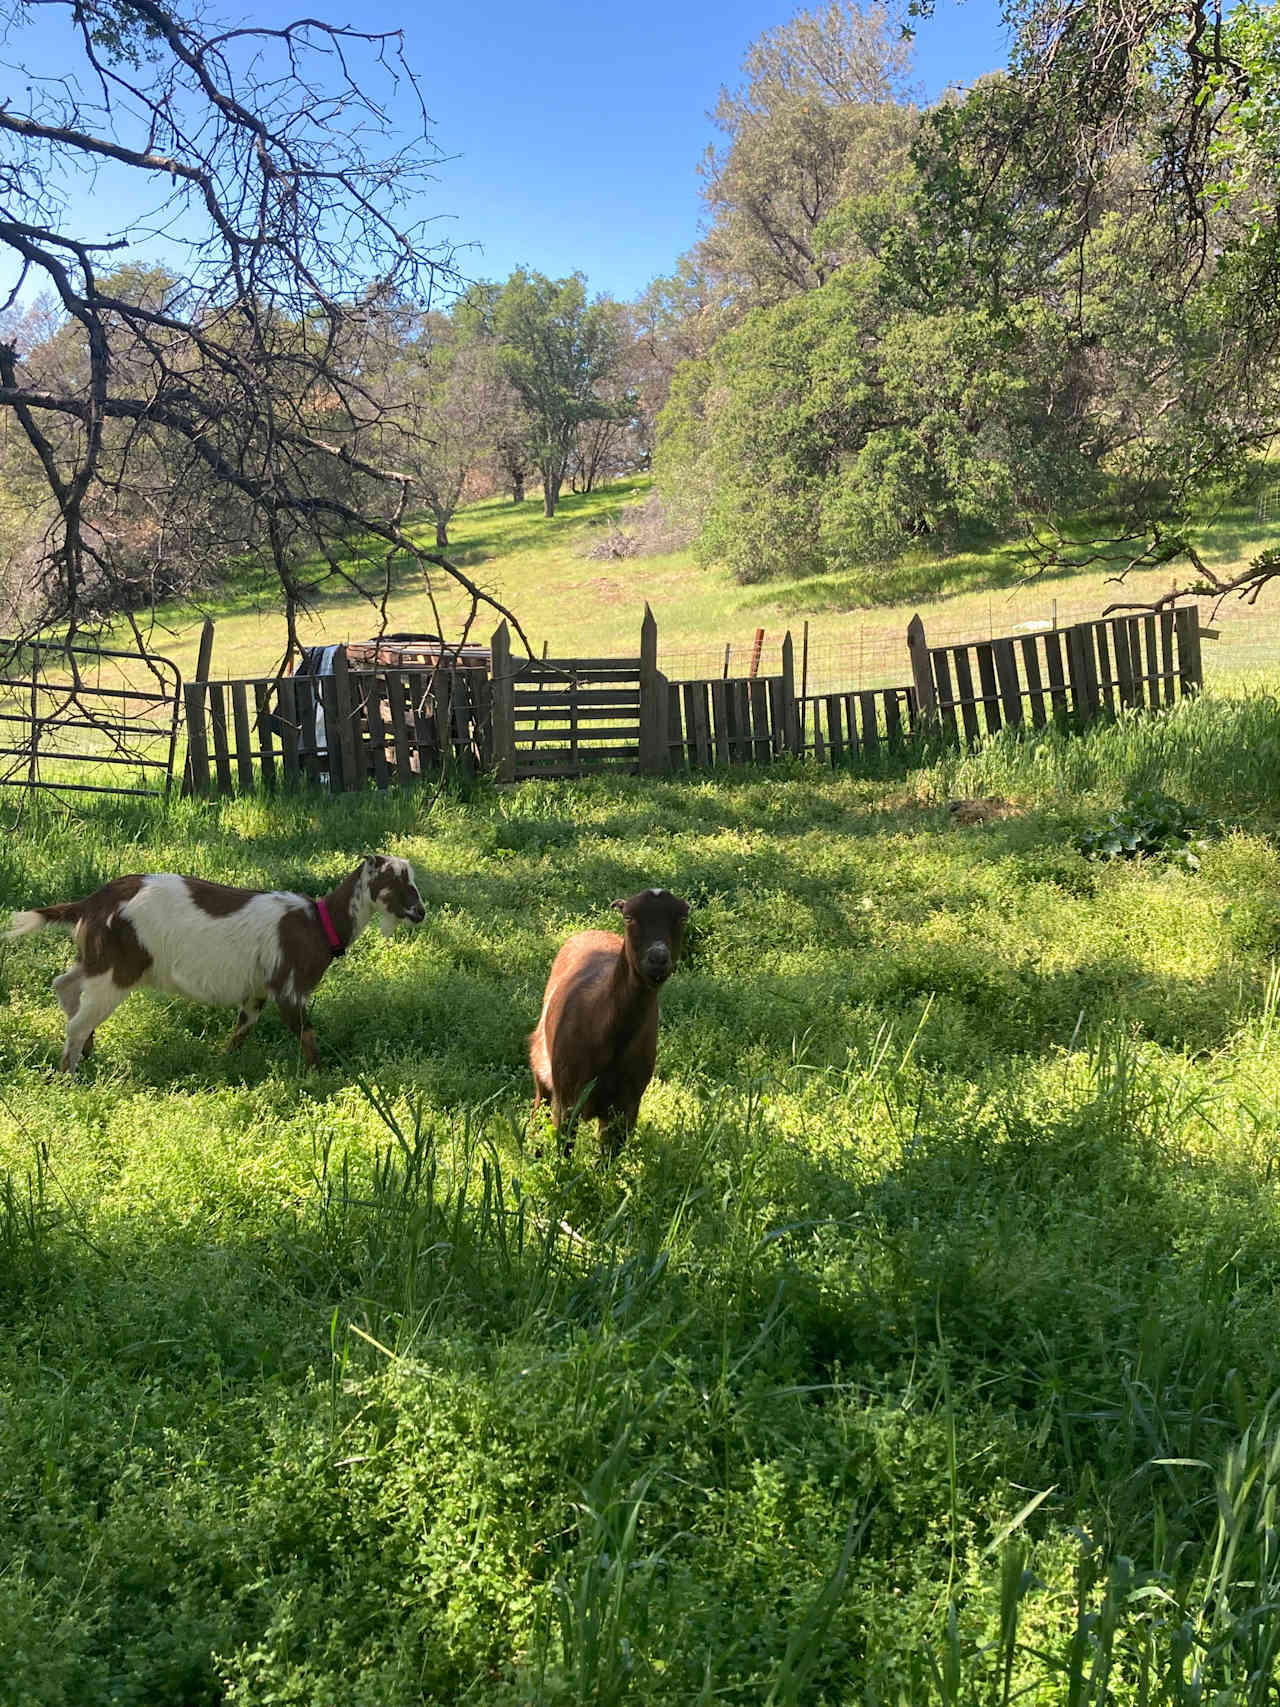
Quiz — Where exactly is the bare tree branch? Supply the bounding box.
[0,0,533,677]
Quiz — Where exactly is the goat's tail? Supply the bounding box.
[6,901,84,939]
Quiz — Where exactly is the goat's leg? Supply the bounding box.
[60,973,129,1074]
[531,1070,555,1125]
[599,1113,629,1162]
[226,1000,263,1051]
[548,1091,578,1160]
[600,1097,642,1162]
[53,965,83,1018]
[276,995,319,1069]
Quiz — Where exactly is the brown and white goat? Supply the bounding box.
[528,887,690,1156]
[6,854,425,1072]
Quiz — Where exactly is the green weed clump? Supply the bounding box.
[1078,790,1222,870]
[4,684,1280,1703]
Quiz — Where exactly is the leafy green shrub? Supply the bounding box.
[1077,790,1221,870]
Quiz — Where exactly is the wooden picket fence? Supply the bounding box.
[799,685,919,763]
[183,649,490,797]
[178,600,1207,797]
[665,631,800,766]
[907,604,1203,744]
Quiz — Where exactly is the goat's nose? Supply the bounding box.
[646,944,671,973]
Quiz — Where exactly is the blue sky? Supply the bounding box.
[3,0,1012,305]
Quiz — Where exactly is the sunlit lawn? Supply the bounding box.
[4,684,1280,1701]
[131,476,1280,691]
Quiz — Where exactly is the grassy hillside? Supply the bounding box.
[4,691,1280,1701]
[141,476,1280,691]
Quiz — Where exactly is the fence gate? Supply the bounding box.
[507,653,644,779]
[489,613,667,780]
[0,638,183,800]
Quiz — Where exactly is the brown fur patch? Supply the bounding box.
[182,876,258,916]
[273,902,336,997]
[530,888,690,1156]
[51,875,154,988]
[612,888,689,984]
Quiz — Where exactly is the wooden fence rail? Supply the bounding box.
[667,673,786,766]
[665,630,801,766]
[800,684,918,764]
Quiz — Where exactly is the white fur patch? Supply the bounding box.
[6,909,45,938]
[119,876,298,1006]
[61,970,130,1072]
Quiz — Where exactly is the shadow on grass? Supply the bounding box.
[6,997,1280,1706]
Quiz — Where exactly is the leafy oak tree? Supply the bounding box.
[491,270,627,518]
[904,0,1280,608]
[699,1,919,307]
[660,0,1280,595]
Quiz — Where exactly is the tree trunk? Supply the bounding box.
[542,451,566,518]
[511,475,525,503]
[435,515,449,547]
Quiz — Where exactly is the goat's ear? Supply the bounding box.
[676,899,691,919]
[611,898,627,914]
[365,853,386,869]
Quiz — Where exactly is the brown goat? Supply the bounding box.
[528,887,690,1156]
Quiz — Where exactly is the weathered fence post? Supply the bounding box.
[330,647,360,791]
[1174,602,1203,695]
[181,618,216,796]
[28,639,40,788]
[183,682,211,797]
[1065,621,1100,723]
[906,614,937,723]
[800,620,810,750]
[638,603,667,773]
[194,619,215,685]
[781,630,801,755]
[490,622,515,782]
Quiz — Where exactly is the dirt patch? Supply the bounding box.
[947,795,1021,825]
[576,577,633,605]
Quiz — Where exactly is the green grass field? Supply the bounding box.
[5,688,1280,1703]
[135,476,1280,694]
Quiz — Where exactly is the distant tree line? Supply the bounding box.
[3,0,1278,648]
[652,0,1280,608]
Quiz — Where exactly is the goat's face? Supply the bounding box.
[367,855,426,936]
[613,888,690,987]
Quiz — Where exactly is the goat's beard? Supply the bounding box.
[378,911,396,938]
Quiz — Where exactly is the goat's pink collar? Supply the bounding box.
[315,897,345,958]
